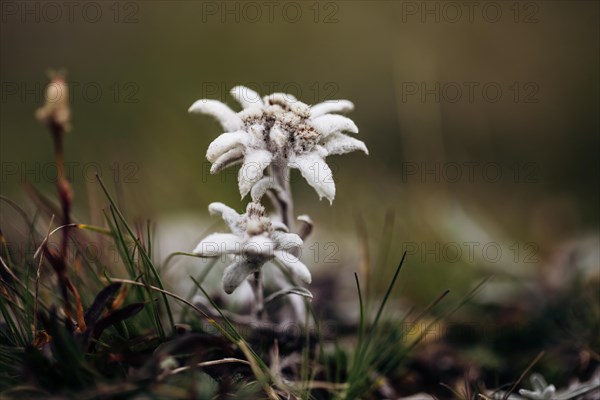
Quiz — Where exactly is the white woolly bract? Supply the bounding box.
[237,149,273,198]
[310,100,354,118]
[274,250,312,284]
[310,114,359,137]
[206,131,247,163]
[188,99,242,132]
[323,132,369,156]
[289,151,336,203]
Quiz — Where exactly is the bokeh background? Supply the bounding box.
[1,1,598,305]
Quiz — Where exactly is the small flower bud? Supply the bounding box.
[35,71,71,134]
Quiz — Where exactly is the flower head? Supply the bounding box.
[189,86,368,203]
[36,71,71,134]
[192,201,311,294]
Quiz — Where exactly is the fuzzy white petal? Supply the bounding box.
[250,177,280,202]
[243,235,276,258]
[263,92,297,106]
[193,233,242,257]
[289,152,336,203]
[296,215,314,240]
[271,221,289,232]
[222,259,260,294]
[313,144,329,158]
[297,215,313,225]
[208,202,243,233]
[238,149,273,198]
[210,147,244,174]
[188,99,243,132]
[311,114,358,137]
[310,100,354,118]
[323,132,369,156]
[272,231,303,251]
[206,131,248,163]
[230,86,262,109]
[274,250,312,284]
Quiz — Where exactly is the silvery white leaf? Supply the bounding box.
[296,215,313,240]
[289,152,336,203]
[274,250,312,284]
[272,231,303,251]
[297,215,312,224]
[323,132,369,156]
[250,177,280,202]
[243,235,276,257]
[271,221,289,232]
[208,202,243,234]
[310,99,354,118]
[222,259,260,294]
[231,85,262,109]
[188,99,242,132]
[238,149,273,198]
[311,114,358,137]
[210,147,244,174]
[206,131,248,163]
[193,233,241,257]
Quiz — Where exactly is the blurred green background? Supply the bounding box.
[1,1,598,303]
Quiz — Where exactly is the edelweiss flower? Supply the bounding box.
[192,202,311,294]
[189,86,368,203]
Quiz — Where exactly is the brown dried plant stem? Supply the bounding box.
[47,122,82,324]
[51,125,71,254]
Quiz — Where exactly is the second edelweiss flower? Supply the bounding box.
[193,202,311,294]
[189,86,368,203]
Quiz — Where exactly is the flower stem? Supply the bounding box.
[257,161,295,322]
[50,124,75,320]
[271,160,294,230]
[52,129,72,257]
[251,271,264,320]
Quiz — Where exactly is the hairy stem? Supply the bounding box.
[270,160,294,230]
[251,271,264,320]
[254,161,295,322]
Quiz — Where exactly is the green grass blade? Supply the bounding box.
[97,175,175,335]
